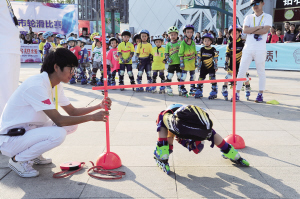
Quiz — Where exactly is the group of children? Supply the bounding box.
[39,25,253,101]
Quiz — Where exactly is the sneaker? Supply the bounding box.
[8,158,39,178]
[255,93,263,103]
[32,155,52,165]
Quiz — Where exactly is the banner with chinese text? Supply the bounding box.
[208,43,300,71]
[12,2,78,36]
[20,44,42,63]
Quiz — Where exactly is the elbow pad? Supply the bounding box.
[136,53,140,57]
[39,50,42,54]
[130,52,134,57]
[165,53,169,58]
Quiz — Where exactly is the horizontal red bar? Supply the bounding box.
[92,78,250,91]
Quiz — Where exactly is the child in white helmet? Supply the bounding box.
[165,26,182,96]
[150,35,166,94]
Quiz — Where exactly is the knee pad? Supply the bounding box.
[153,71,158,79]
[209,74,216,80]
[225,74,232,79]
[167,73,174,80]
[119,70,125,76]
[180,71,187,81]
[176,72,182,80]
[138,71,143,77]
[146,71,151,78]
[207,129,217,148]
[127,71,133,77]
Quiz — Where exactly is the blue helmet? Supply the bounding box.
[60,39,67,45]
[228,25,243,34]
[105,38,110,44]
[167,104,183,112]
[67,37,77,43]
[121,29,131,37]
[202,33,214,42]
[43,31,53,39]
[56,34,64,39]
[139,29,150,36]
[183,24,194,33]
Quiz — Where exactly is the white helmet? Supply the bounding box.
[153,35,164,41]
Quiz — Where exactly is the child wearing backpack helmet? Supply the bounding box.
[165,26,182,96]
[98,38,112,87]
[154,104,250,175]
[222,25,251,101]
[195,33,219,99]
[150,35,166,94]
[42,31,54,60]
[178,25,197,97]
[136,29,153,92]
[77,38,89,85]
[117,29,135,91]
[68,37,82,84]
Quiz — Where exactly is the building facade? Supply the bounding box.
[129,0,277,35]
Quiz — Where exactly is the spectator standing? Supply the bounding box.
[38,32,43,43]
[194,32,201,44]
[0,0,21,115]
[283,23,297,43]
[295,26,300,42]
[216,31,224,45]
[266,26,275,43]
[208,30,216,44]
[32,34,39,44]
[223,33,230,44]
[20,33,25,44]
[150,35,155,45]
[235,0,272,103]
[223,28,229,40]
[284,22,290,34]
[24,33,33,44]
[179,34,183,41]
[270,28,283,43]
[202,29,208,36]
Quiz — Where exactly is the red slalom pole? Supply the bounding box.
[225,0,245,149]
[95,0,122,169]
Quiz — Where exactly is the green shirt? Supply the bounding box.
[178,40,197,71]
[165,41,181,65]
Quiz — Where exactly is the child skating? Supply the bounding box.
[107,37,120,87]
[222,25,251,101]
[78,38,90,85]
[154,104,250,174]
[150,35,166,94]
[195,33,219,99]
[117,29,135,91]
[178,25,197,97]
[136,29,153,92]
[68,37,82,84]
[165,26,182,96]
[90,36,103,86]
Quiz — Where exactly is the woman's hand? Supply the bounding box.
[99,97,112,110]
[92,111,110,122]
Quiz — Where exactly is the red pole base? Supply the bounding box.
[96,152,122,170]
[224,134,246,149]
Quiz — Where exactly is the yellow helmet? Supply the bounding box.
[90,32,99,41]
